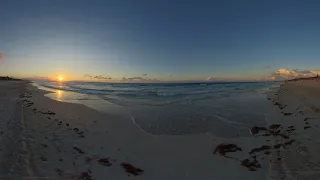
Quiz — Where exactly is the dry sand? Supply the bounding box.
[265,79,320,180]
[1,80,320,179]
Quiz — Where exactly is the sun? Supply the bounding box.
[58,76,63,81]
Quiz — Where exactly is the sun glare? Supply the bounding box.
[59,76,63,81]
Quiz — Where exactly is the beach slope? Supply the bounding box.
[267,78,320,180]
[2,80,311,180]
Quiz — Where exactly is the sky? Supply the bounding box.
[1,0,320,82]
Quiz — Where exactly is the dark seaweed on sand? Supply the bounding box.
[249,145,271,154]
[241,157,261,171]
[42,110,56,115]
[283,112,293,116]
[304,126,311,130]
[213,144,242,156]
[269,124,281,129]
[121,163,144,176]
[97,158,112,166]
[250,126,267,135]
[76,172,93,180]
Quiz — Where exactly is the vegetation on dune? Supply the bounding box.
[0,76,20,81]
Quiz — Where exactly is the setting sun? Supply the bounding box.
[58,76,63,81]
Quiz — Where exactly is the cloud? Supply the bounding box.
[25,76,51,81]
[268,76,276,81]
[272,69,297,77]
[84,74,112,80]
[205,76,215,81]
[205,76,223,81]
[259,76,278,81]
[270,68,320,80]
[122,76,159,82]
[85,74,159,82]
[93,75,112,80]
[310,70,320,76]
[297,70,312,74]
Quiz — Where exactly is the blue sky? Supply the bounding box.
[1,0,320,81]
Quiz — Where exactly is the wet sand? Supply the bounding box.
[1,80,320,179]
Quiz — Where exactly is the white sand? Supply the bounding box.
[3,80,319,179]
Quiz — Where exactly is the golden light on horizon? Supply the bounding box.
[58,76,63,81]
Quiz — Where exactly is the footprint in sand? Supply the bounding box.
[73,146,85,154]
[40,143,48,148]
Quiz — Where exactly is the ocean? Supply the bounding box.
[33,81,281,137]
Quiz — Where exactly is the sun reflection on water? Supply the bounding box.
[57,90,63,101]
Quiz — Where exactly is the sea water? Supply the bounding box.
[33,81,281,137]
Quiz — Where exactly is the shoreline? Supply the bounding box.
[33,80,281,137]
[2,80,319,179]
[9,81,226,179]
[31,82,173,137]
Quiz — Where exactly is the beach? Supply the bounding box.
[266,78,320,179]
[2,0,320,179]
[1,80,320,179]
